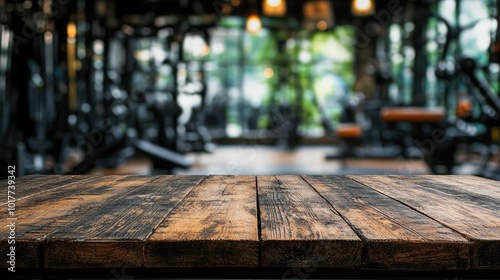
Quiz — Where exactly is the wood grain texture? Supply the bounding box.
[304,176,470,270]
[145,175,259,267]
[348,175,500,269]
[0,175,132,268]
[420,175,500,201]
[0,175,95,206]
[1,175,69,268]
[0,176,138,238]
[45,175,204,268]
[2,174,499,270]
[258,175,362,267]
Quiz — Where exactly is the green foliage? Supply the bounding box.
[206,24,356,135]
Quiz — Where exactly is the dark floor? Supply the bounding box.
[90,146,430,176]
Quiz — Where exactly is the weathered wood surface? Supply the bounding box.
[349,175,500,269]
[145,175,259,267]
[1,175,499,270]
[303,176,470,269]
[0,175,131,268]
[258,176,362,267]
[45,175,204,268]
[0,175,95,206]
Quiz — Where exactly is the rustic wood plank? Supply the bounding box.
[5,174,46,183]
[45,175,204,268]
[421,175,500,201]
[0,175,152,268]
[304,176,470,270]
[392,176,500,215]
[145,175,259,267]
[0,175,131,233]
[348,175,500,269]
[258,175,362,267]
[3,174,498,270]
[0,175,97,206]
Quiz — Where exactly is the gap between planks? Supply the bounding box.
[302,176,470,269]
[8,175,498,269]
[348,175,500,269]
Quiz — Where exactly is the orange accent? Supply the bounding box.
[492,127,500,142]
[336,124,363,138]
[493,42,500,54]
[456,100,473,118]
[381,107,445,123]
[67,22,77,38]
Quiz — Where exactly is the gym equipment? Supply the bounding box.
[395,2,500,178]
[1,0,498,178]
[0,0,198,176]
[0,0,61,177]
[328,0,500,176]
[66,22,194,174]
[326,35,408,160]
[446,58,500,178]
[0,24,13,140]
[0,22,18,180]
[174,26,215,153]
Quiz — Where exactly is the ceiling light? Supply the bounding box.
[246,14,262,34]
[352,0,374,16]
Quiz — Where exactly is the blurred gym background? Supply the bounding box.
[0,0,499,179]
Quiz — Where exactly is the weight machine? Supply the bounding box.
[386,0,500,177]
[0,0,222,177]
[61,6,197,174]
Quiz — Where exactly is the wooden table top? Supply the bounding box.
[2,175,499,271]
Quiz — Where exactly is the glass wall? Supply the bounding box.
[203,17,356,139]
[388,0,497,109]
